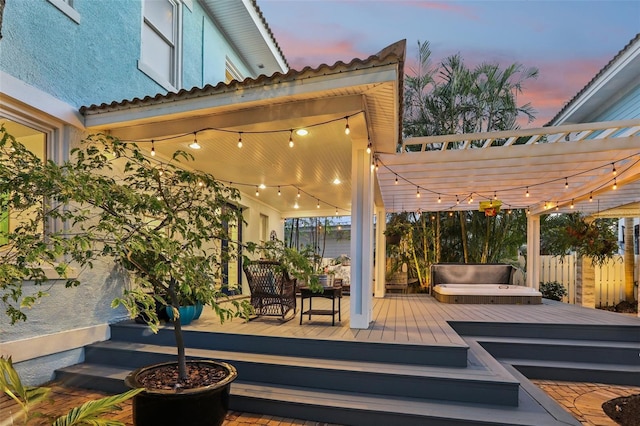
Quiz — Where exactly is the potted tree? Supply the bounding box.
[1,129,252,426]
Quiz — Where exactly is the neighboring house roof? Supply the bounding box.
[547,33,640,125]
[201,0,289,76]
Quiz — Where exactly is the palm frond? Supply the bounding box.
[52,388,143,426]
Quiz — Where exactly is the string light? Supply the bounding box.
[589,192,593,202]
[493,191,497,200]
[317,199,320,208]
[416,187,421,198]
[294,202,299,209]
[335,207,339,215]
[151,140,156,156]
[468,193,473,203]
[366,141,372,154]
[456,196,460,205]
[237,132,243,149]
[612,163,617,176]
[278,186,281,196]
[613,178,617,190]
[565,178,568,189]
[255,186,259,196]
[395,175,398,184]
[437,194,442,203]
[297,189,301,198]
[288,130,294,148]
[570,199,574,209]
[525,187,530,197]
[189,132,201,149]
[344,117,350,135]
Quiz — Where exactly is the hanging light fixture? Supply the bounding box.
[612,163,617,176]
[289,130,294,148]
[589,192,593,202]
[366,141,372,154]
[189,132,201,149]
[255,186,259,196]
[437,194,442,203]
[525,187,530,197]
[335,207,339,215]
[317,199,320,208]
[278,186,281,196]
[344,116,350,135]
[297,188,301,198]
[237,132,243,149]
[456,195,460,205]
[570,199,574,209]
[565,178,569,189]
[613,178,617,190]
[493,191,497,200]
[151,140,156,156]
[416,187,421,198]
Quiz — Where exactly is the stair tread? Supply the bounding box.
[86,340,518,383]
[57,363,574,425]
[499,358,640,371]
[474,336,640,349]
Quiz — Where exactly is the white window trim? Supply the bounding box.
[46,0,80,24]
[138,0,183,91]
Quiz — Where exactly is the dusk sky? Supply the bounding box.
[257,0,640,127]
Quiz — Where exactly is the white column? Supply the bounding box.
[526,214,541,290]
[374,205,386,298]
[349,146,374,329]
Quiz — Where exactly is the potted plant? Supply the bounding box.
[384,212,412,246]
[1,130,252,426]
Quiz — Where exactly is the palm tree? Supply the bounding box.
[402,41,538,265]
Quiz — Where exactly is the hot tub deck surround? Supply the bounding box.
[433,284,543,304]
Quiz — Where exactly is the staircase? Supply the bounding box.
[55,321,581,425]
[450,322,640,386]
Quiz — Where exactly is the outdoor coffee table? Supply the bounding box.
[299,285,342,325]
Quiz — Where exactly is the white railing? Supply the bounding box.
[539,254,637,306]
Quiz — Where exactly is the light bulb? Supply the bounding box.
[151,140,156,156]
[289,130,294,148]
[344,117,350,135]
[613,178,617,190]
[570,199,574,209]
[612,163,617,176]
[395,175,398,185]
[317,200,320,208]
[189,133,201,149]
[589,192,593,202]
[437,195,441,203]
[255,186,259,196]
[366,143,371,154]
[565,178,568,189]
[297,189,300,198]
[525,187,530,197]
[278,186,281,196]
[416,188,421,198]
[237,133,243,148]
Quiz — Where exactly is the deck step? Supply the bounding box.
[74,340,519,405]
[450,321,640,342]
[110,321,468,367]
[501,358,640,386]
[56,362,578,426]
[475,337,639,365]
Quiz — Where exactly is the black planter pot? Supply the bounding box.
[125,360,238,426]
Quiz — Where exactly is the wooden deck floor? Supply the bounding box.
[188,294,639,347]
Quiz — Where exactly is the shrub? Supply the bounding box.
[539,281,567,301]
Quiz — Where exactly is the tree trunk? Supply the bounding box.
[168,279,187,380]
[623,218,635,302]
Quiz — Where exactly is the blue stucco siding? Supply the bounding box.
[1,0,167,108]
[2,0,257,109]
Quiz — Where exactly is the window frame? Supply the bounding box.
[138,0,182,91]
[46,0,80,24]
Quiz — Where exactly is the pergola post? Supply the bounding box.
[349,146,374,328]
[374,205,386,298]
[526,214,541,290]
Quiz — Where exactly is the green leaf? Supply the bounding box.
[52,388,143,426]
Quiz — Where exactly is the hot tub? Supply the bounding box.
[433,284,542,304]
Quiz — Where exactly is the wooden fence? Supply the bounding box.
[539,255,637,307]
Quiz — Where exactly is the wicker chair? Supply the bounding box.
[243,260,297,321]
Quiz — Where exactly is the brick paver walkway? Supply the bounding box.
[532,380,640,425]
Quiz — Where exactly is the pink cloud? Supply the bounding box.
[277,32,368,70]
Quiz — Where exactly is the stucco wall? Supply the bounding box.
[1,0,249,109]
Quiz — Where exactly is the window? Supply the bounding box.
[260,214,269,243]
[1,120,47,245]
[139,0,181,90]
[225,58,243,83]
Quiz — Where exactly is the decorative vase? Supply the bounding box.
[165,305,196,325]
[125,360,237,426]
[316,274,334,288]
[193,302,204,320]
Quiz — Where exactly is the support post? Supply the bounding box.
[526,214,540,289]
[349,146,374,328]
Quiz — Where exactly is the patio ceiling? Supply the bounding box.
[81,41,406,218]
[378,119,640,218]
